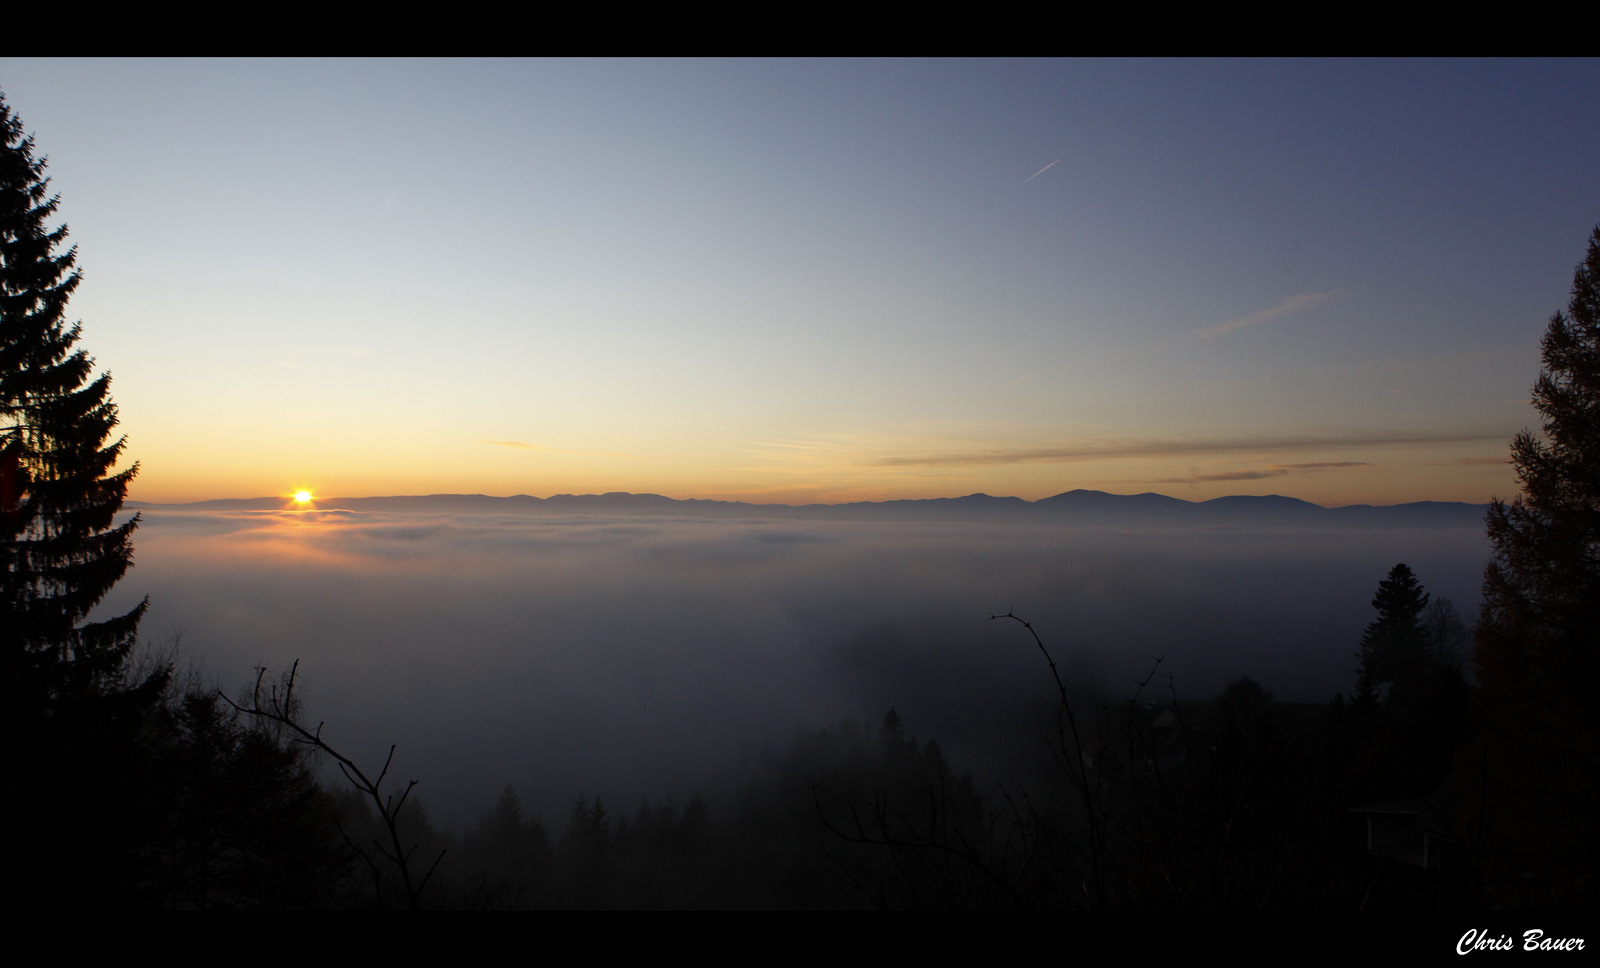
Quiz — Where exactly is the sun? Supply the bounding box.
[293,490,313,505]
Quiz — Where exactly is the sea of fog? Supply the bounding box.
[92,505,1491,830]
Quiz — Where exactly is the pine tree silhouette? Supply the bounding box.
[2,90,168,908]
[1470,224,1600,908]
[1354,564,1430,706]
[1,91,148,707]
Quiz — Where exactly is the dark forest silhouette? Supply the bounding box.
[1464,225,1600,909]
[5,85,1598,909]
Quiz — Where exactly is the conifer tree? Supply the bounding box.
[1353,563,1430,705]
[1,92,171,909]
[1477,225,1600,722]
[1471,224,1600,908]
[0,92,148,708]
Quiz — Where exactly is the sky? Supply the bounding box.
[4,58,1598,506]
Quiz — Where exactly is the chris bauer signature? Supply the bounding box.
[1458,930,1586,954]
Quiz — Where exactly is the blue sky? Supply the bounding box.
[4,58,1596,505]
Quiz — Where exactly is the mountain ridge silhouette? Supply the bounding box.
[125,489,1487,527]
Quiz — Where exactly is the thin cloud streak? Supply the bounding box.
[1145,461,1370,484]
[1182,290,1346,343]
[277,345,378,366]
[483,440,657,460]
[1160,469,1289,483]
[876,433,1505,468]
[1022,159,1059,183]
[1430,455,1511,466]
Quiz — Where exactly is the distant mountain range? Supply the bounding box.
[126,489,1490,528]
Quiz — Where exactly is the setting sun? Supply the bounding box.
[293,490,313,505]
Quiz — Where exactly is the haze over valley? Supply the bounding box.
[105,490,1488,828]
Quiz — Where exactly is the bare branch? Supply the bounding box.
[990,610,1107,909]
[220,660,438,910]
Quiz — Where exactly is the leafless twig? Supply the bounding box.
[990,610,1108,908]
[219,659,444,910]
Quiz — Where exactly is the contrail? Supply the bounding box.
[1182,289,1346,343]
[1023,159,1059,183]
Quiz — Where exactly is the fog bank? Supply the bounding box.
[95,504,1489,828]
